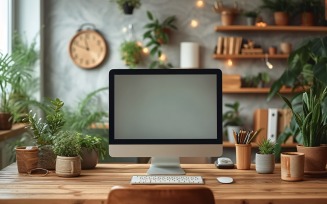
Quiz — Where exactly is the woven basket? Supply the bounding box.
[15,146,39,173]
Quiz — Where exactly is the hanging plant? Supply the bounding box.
[113,0,141,15]
[120,40,143,68]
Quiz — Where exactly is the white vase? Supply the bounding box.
[255,153,275,174]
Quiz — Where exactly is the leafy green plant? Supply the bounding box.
[112,0,141,13]
[143,10,177,68]
[120,40,143,68]
[258,139,275,154]
[26,98,65,147]
[242,72,271,88]
[279,87,327,147]
[53,131,81,157]
[63,87,108,160]
[223,101,244,127]
[295,0,321,12]
[79,135,106,160]
[0,32,38,123]
[260,0,295,12]
[243,10,260,18]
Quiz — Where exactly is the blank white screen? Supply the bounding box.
[114,74,217,140]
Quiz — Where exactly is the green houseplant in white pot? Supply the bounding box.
[223,101,244,143]
[53,130,82,177]
[280,87,327,172]
[256,139,275,174]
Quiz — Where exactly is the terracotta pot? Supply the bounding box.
[281,152,305,181]
[235,144,252,170]
[56,156,81,177]
[81,148,98,170]
[274,12,289,26]
[301,12,314,26]
[221,10,234,26]
[280,42,292,54]
[255,153,275,174]
[268,46,277,55]
[0,113,13,130]
[297,145,327,172]
[15,146,39,173]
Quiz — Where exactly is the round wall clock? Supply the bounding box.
[69,24,108,69]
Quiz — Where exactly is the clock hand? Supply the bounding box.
[84,37,89,51]
[74,43,88,50]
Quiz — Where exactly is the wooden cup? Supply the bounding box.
[235,144,252,170]
[281,152,305,181]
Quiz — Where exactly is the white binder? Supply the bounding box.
[267,108,278,143]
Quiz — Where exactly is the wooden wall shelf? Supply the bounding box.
[215,25,327,32]
[0,123,27,142]
[223,141,297,148]
[213,54,288,59]
[223,87,304,94]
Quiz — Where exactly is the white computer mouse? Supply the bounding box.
[217,177,233,184]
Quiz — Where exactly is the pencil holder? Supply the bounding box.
[235,144,252,170]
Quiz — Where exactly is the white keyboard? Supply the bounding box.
[130,175,204,185]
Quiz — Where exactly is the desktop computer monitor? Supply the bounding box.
[109,69,223,174]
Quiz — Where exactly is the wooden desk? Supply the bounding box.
[0,163,327,204]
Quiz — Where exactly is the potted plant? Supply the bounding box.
[223,101,244,143]
[143,10,177,68]
[256,139,275,174]
[294,0,321,26]
[279,87,327,172]
[120,40,143,68]
[25,98,66,170]
[243,10,260,26]
[0,53,32,130]
[53,130,82,177]
[112,0,141,15]
[260,0,295,25]
[63,87,109,168]
[79,135,106,169]
[0,33,38,130]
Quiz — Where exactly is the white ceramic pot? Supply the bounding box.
[56,156,81,177]
[255,153,275,174]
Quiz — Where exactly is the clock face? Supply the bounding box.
[69,30,107,69]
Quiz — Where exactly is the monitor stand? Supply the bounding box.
[147,157,185,175]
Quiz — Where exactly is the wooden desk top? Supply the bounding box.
[0,163,326,204]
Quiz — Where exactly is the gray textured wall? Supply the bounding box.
[43,0,324,132]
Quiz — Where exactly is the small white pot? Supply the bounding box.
[56,156,81,177]
[255,153,275,174]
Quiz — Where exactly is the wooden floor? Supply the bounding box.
[0,163,326,204]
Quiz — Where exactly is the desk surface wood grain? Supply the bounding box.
[0,163,326,204]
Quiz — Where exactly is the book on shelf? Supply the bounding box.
[253,108,293,144]
[216,36,242,55]
[216,36,223,54]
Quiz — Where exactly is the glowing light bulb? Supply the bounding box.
[266,61,273,69]
[137,41,142,46]
[227,59,233,66]
[159,54,167,62]
[122,27,128,33]
[143,47,149,54]
[196,0,204,8]
[190,20,199,28]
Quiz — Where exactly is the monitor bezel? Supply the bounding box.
[109,68,222,145]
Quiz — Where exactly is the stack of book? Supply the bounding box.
[216,36,243,55]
